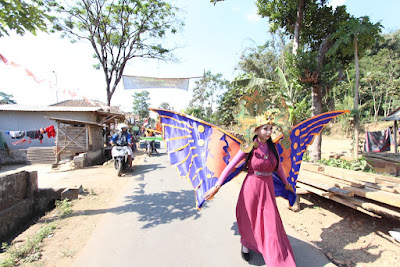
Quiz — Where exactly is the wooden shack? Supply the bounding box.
[49,110,125,164]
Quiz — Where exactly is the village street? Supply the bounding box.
[72,147,333,267]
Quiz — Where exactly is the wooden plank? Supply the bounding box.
[298,171,354,196]
[345,186,400,208]
[56,122,60,164]
[364,182,398,193]
[328,195,381,219]
[307,169,398,194]
[301,162,376,185]
[296,182,336,197]
[295,188,310,195]
[302,162,400,189]
[377,176,400,184]
[346,196,400,221]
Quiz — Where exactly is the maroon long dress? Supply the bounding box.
[222,141,296,266]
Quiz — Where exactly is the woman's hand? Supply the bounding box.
[285,183,295,193]
[204,185,220,201]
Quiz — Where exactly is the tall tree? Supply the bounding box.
[132,91,150,120]
[257,0,351,161]
[0,0,54,37]
[292,0,305,55]
[329,16,382,159]
[52,0,183,106]
[189,70,229,119]
[158,102,173,110]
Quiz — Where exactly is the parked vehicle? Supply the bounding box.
[112,146,130,176]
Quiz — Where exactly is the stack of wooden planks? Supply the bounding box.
[297,162,400,221]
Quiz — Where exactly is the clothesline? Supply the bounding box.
[2,125,56,146]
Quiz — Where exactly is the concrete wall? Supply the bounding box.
[0,171,38,242]
[0,149,27,164]
[74,149,104,169]
[0,111,97,150]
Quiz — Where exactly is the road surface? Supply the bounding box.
[75,148,334,267]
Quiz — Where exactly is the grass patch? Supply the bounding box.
[55,199,73,218]
[1,223,56,266]
[61,249,75,258]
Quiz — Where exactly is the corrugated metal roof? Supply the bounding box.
[0,104,102,112]
[382,109,400,121]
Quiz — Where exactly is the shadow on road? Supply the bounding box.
[123,163,166,180]
[64,186,202,229]
[116,187,202,229]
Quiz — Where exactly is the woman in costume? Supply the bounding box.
[204,111,296,266]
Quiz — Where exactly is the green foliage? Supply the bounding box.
[0,0,55,37]
[257,0,350,50]
[317,157,374,172]
[331,30,400,121]
[0,92,17,104]
[236,41,286,81]
[132,91,150,120]
[55,198,72,218]
[158,102,173,110]
[291,97,311,125]
[51,0,184,105]
[328,16,383,62]
[189,70,229,122]
[0,224,56,266]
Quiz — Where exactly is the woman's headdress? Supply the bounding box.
[234,90,290,153]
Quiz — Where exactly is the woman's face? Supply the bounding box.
[255,124,273,141]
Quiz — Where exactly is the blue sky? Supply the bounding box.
[0,0,399,112]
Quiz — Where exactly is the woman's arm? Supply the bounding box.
[215,149,247,187]
[276,156,295,192]
[204,149,247,200]
[275,145,294,192]
[276,163,289,185]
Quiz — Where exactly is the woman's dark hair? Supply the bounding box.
[244,135,279,171]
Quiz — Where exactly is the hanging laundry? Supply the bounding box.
[26,130,44,144]
[12,139,27,146]
[45,125,56,138]
[364,127,392,153]
[5,131,25,139]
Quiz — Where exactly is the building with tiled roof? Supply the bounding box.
[50,99,122,114]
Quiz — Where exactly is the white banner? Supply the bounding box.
[122,75,191,91]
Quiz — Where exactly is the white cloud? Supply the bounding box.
[328,0,346,9]
[246,9,261,23]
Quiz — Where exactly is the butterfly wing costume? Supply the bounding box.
[149,108,349,209]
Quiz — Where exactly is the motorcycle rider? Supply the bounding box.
[110,123,133,170]
[145,129,159,154]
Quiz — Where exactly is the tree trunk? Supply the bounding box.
[309,84,323,162]
[107,88,112,106]
[353,36,360,160]
[309,36,331,162]
[292,0,304,55]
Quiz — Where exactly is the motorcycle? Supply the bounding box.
[112,145,130,176]
[145,140,155,157]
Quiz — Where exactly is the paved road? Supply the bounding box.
[75,148,334,267]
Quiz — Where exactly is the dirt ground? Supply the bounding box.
[1,123,400,266]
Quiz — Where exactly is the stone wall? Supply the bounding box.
[0,149,27,165]
[0,171,38,242]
